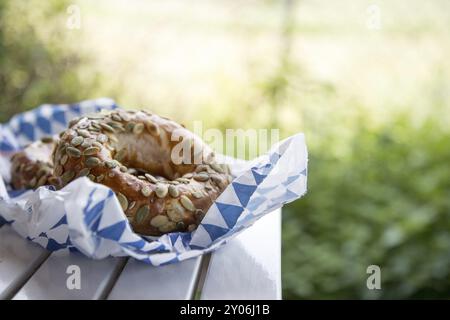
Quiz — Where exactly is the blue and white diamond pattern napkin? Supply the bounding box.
[0,99,307,266]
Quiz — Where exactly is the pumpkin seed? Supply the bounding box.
[28,176,37,188]
[87,114,104,119]
[60,154,69,165]
[211,174,223,185]
[150,215,169,228]
[183,173,193,179]
[66,146,81,158]
[180,195,195,212]
[114,149,127,162]
[167,201,184,222]
[71,136,84,146]
[96,174,105,182]
[41,136,54,143]
[125,122,135,132]
[83,146,100,156]
[195,164,208,173]
[108,121,125,131]
[137,175,146,180]
[119,165,127,172]
[135,205,150,224]
[81,141,91,148]
[108,171,115,178]
[177,178,190,184]
[78,168,91,177]
[141,185,152,197]
[68,119,77,127]
[54,165,63,176]
[127,168,138,175]
[87,174,96,181]
[176,221,185,230]
[48,176,61,186]
[155,184,168,198]
[36,175,47,187]
[85,157,101,168]
[168,185,179,198]
[111,114,122,122]
[129,201,136,210]
[92,141,103,149]
[105,160,118,168]
[91,122,101,130]
[133,123,144,135]
[77,129,91,138]
[119,112,131,121]
[97,134,108,143]
[159,221,176,233]
[193,172,209,182]
[100,122,115,133]
[192,191,203,199]
[61,170,75,184]
[145,120,160,136]
[205,185,213,190]
[117,192,128,211]
[210,163,224,174]
[145,173,158,184]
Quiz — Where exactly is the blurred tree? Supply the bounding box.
[0,0,99,122]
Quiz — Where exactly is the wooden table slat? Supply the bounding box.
[13,250,127,300]
[0,225,50,299]
[108,256,203,300]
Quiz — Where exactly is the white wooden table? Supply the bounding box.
[0,209,281,300]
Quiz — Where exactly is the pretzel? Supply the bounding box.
[10,137,61,190]
[51,109,232,235]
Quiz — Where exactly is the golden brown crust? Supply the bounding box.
[52,109,232,236]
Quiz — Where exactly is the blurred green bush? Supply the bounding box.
[0,0,98,123]
[283,114,450,299]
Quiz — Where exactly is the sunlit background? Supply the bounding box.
[1,0,450,299]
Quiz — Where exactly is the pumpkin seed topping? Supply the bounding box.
[150,215,169,228]
[66,147,81,158]
[54,165,64,176]
[210,163,225,174]
[85,157,101,168]
[168,185,180,198]
[97,134,108,143]
[78,168,91,177]
[105,160,118,169]
[117,192,128,211]
[77,129,91,138]
[100,123,115,133]
[193,172,209,182]
[135,205,150,224]
[180,195,195,211]
[176,221,185,230]
[83,146,100,156]
[133,123,144,135]
[145,173,158,184]
[61,170,75,184]
[159,221,176,233]
[60,154,69,165]
[141,185,152,197]
[155,184,168,198]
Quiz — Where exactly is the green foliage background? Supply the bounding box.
[1,0,449,299]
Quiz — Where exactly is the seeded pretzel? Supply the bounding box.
[10,137,62,190]
[52,109,232,235]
